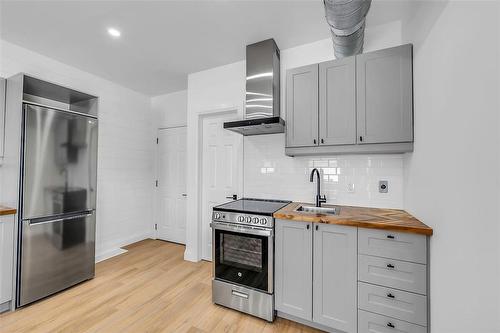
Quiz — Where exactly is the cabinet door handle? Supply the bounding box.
[387,293,395,299]
[321,138,324,144]
[359,136,363,142]
[315,225,318,231]
[386,234,395,239]
[313,139,317,144]
[306,224,310,230]
[387,263,395,269]
[387,322,395,328]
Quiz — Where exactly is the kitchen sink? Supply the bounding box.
[295,205,340,215]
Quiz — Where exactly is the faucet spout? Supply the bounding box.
[309,168,326,207]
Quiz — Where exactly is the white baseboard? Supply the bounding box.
[95,231,152,263]
[183,247,199,262]
[95,247,128,263]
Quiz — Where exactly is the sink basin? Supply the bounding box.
[295,205,340,215]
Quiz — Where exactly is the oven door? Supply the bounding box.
[211,222,273,294]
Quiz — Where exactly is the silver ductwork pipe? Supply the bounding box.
[324,0,372,58]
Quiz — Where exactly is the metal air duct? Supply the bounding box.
[324,0,372,58]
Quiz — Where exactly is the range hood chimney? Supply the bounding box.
[324,0,371,58]
[224,39,284,135]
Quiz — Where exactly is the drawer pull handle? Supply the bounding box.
[387,322,395,328]
[387,234,395,239]
[231,290,249,299]
[387,263,395,269]
[387,293,395,299]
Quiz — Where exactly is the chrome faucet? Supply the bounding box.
[310,168,326,207]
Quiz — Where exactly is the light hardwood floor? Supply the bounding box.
[0,239,322,333]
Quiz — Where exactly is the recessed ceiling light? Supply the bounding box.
[107,27,121,38]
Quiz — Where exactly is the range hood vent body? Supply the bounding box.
[224,39,284,136]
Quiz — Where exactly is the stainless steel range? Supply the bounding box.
[211,198,291,322]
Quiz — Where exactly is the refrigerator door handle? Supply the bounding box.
[26,211,94,226]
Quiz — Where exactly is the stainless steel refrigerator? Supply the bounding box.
[17,103,98,307]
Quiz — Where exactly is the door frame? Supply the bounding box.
[154,125,187,240]
[197,107,243,261]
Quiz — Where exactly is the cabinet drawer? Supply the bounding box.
[358,254,427,295]
[358,310,426,333]
[358,228,427,264]
[358,282,427,326]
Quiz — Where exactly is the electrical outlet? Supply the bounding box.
[379,180,388,193]
[347,183,355,193]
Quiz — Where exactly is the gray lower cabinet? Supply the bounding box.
[356,44,413,144]
[275,219,313,321]
[319,57,356,146]
[357,228,429,333]
[0,215,15,310]
[313,223,357,333]
[275,220,357,333]
[285,64,319,148]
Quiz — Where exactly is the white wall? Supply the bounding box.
[184,21,406,261]
[151,90,187,128]
[402,2,500,333]
[0,40,155,261]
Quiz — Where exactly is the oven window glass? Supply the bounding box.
[214,229,269,292]
[221,233,262,271]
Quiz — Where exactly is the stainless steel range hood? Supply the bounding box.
[224,39,284,135]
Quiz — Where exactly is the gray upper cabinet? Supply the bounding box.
[285,64,318,148]
[0,77,5,158]
[275,219,313,321]
[313,223,357,333]
[285,44,413,156]
[319,57,356,146]
[356,44,413,144]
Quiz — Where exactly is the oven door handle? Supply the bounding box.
[210,222,273,237]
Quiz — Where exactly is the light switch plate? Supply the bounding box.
[379,180,388,193]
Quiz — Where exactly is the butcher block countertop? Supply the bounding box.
[0,205,17,216]
[274,202,433,236]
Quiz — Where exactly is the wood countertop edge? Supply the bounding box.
[0,205,17,216]
[274,202,433,236]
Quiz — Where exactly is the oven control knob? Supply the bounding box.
[214,212,221,219]
[260,218,267,225]
[253,217,259,224]
[238,215,244,222]
[245,216,251,223]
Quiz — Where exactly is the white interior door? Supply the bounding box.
[157,127,187,244]
[201,112,243,261]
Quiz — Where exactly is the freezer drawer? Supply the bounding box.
[18,211,95,307]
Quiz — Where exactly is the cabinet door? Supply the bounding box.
[313,223,357,333]
[0,77,5,158]
[356,44,413,144]
[319,57,356,145]
[0,215,15,304]
[286,64,318,148]
[275,219,313,321]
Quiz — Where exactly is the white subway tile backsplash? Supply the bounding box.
[243,134,404,209]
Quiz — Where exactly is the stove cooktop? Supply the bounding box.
[213,198,291,216]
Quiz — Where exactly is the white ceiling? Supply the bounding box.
[0,0,416,96]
